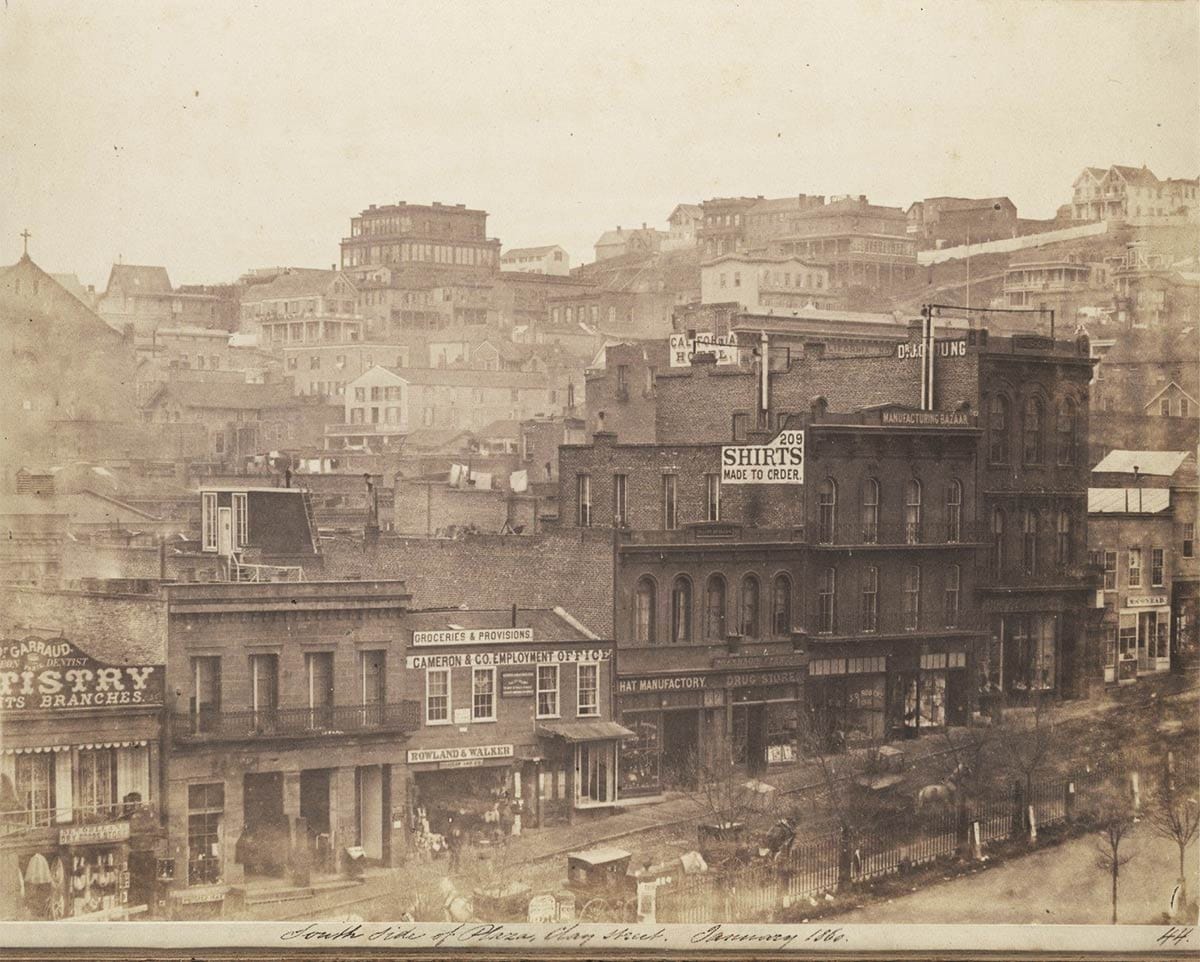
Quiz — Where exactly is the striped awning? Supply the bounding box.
[2,740,147,756]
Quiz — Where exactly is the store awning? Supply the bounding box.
[2,740,147,756]
[536,721,635,743]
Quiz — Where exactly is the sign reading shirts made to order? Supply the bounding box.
[721,430,804,485]
[0,637,163,712]
[406,648,611,670]
[407,744,514,765]
[880,409,971,427]
[412,628,534,647]
[669,332,739,367]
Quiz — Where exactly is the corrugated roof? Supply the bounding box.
[1092,450,1192,477]
[1088,488,1171,514]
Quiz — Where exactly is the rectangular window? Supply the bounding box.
[355,387,366,402]
[662,475,678,530]
[201,492,218,551]
[426,668,450,724]
[577,663,599,717]
[1103,550,1117,590]
[249,653,278,721]
[1184,523,1195,559]
[731,413,749,442]
[305,652,334,728]
[77,748,117,818]
[189,656,220,732]
[861,568,878,632]
[903,565,921,630]
[576,474,592,527]
[231,493,248,549]
[705,473,721,522]
[944,566,961,627]
[187,783,224,885]
[1151,547,1165,587]
[537,665,559,718]
[360,650,386,707]
[613,474,627,527]
[1128,547,1142,587]
[472,667,496,721]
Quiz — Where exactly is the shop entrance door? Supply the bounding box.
[299,769,332,870]
[660,710,699,788]
[946,669,969,726]
[241,772,287,877]
[733,705,768,776]
[356,766,384,860]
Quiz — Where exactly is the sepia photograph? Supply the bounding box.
[1,0,1198,957]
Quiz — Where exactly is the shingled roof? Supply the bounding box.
[105,264,172,294]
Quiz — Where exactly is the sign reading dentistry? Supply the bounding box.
[669,332,739,367]
[720,430,804,485]
[412,628,533,647]
[0,637,163,712]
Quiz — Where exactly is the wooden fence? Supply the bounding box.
[657,763,1124,923]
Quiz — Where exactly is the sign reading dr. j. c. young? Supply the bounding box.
[721,430,804,485]
[0,638,162,712]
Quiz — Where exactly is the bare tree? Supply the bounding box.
[680,749,760,868]
[1146,760,1200,916]
[1087,780,1137,925]
[998,695,1058,825]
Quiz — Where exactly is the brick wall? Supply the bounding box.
[2,585,166,664]
[322,528,615,636]
[394,480,509,536]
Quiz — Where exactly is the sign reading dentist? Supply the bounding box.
[0,637,163,711]
[721,430,804,485]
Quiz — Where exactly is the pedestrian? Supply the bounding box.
[447,816,463,872]
[498,794,513,843]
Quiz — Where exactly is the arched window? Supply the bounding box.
[905,479,923,543]
[861,566,879,632]
[945,479,962,543]
[740,574,761,638]
[704,575,726,641]
[818,478,837,543]
[771,574,792,636]
[903,564,921,630]
[860,478,879,543]
[991,508,1006,575]
[671,576,692,644]
[1056,398,1077,466]
[988,395,1010,464]
[1022,509,1039,575]
[1023,396,1044,464]
[634,576,656,644]
[1056,511,1072,566]
[818,567,837,634]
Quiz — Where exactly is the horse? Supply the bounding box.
[915,762,968,814]
[762,816,798,860]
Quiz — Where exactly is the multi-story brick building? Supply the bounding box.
[400,608,624,827]
[562,320,1095,783]
[697,197,762,259]
[743,195,826,248]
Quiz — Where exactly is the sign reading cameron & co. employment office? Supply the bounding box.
[406,648,610,670]
[721,430,804,485]
[0,637,163,712]
[412,628,534,647]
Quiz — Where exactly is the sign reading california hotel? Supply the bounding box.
[0,637,163,711]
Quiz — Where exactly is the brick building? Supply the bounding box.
[400,608,625,829]
[697,197,762,259]
[339,202,501,283]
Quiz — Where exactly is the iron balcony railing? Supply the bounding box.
[811,608,988,639]
[814,520,986,547]
[172,701,421,743]
[0,800,157,836]
[982,564,1101,590]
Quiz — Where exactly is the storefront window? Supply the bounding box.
[77,749,117,820]
[766,702,799,763]
[844,674,886,743]
[187,783,224,885]
[15,753,54,826]
[1103,625,1118,670]
[619,714,661,796]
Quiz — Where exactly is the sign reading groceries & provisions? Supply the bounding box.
[669,332,739,367]
[721,430,804,485]
[412,627,533,647]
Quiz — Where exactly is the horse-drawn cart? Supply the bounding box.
[564,847,639,922]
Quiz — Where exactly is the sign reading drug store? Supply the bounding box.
[721,430,804,485]
[0,637,162,712]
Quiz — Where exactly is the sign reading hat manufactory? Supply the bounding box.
[0,637,163,712]
[412,628,534,647]
[721,430,804,485]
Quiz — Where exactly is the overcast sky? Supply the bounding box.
[2,0,1197,287]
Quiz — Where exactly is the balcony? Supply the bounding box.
[980,564,1101,592]
[810,608,988,641]
[618,524,807,547]
[0,800,157,838]
[813,520,986,548]
[172,701,421,744]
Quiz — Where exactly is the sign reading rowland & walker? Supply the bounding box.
[720,429,804,485]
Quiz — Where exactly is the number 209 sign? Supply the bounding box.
[720,430,804,485]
